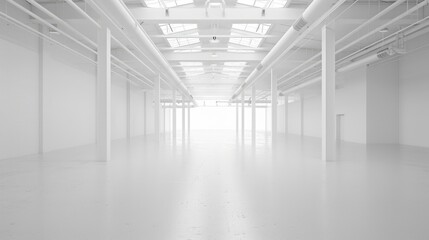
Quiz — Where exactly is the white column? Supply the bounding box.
[187,100,191,137]
[284,94,288,134]
[300,95,304,136]
[172,89,177,140]
[126,80,131,140]
[265,101,268,134]
[322,25,336,161]
[236,101,239,137]
[251,85,256,143]
[154,74,161,142]
[143,91,147,136]
[241,92,245,141]
[38,24,44,154]
[96,24,111,161]
[271,68,277,143]
[182,96,186,139]
[163,105,166,135]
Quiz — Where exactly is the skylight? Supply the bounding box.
[229,36,262,48]
[144,0,194,8]
[236,0,288,8]
[232,24,271,35]
[180,62,203,66]
[159,24,198,35]
[229,24,270,48]
[224,62,247,67]
[167,38,200,48]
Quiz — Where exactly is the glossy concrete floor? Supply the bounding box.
[1,130,429,240]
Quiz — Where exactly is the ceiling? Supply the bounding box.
[3,0,428,102]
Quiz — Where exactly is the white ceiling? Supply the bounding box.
[8,0,428,101]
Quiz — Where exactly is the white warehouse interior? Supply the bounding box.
[1,0,429,239]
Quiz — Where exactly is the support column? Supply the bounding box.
[265,100,268,134]
[38,24,44,154]
[236,101,239,137]
[126,80,131,140]
[241,92,245,141]
[172,89,177,140]
[96,24,111,161]
[300,95,304,136]
[187,100,191,137]
[143,91,147,136]
[284,94,288,135]
[182,96,186,139]
[322,25,336,161]
[154,74,161,142]
[271,68,277,143]
[251,85,256,143]
[163,105,166,135]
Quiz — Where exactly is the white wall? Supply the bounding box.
[366,60,399,144]
[303,95,321,138]
[282,66,367,144]
[336,66,367,144]
[111,77,127,140]
[43,43,96,152]
[287,99,302,136]
[130,88,145,137]
[0,21,152,160]
[398,33,429,148]
[0,25,39,159]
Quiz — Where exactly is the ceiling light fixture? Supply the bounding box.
[209,36,220,44]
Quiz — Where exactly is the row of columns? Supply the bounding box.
[234,25,336,161]
[96,23,335,161]
[96,23,192,161]
[168,89,191,141]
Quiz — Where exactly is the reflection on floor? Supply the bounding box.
[1,130,429,240]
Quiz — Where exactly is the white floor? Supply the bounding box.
[1,130,429,240]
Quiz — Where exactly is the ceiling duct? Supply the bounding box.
[231,0,341,100]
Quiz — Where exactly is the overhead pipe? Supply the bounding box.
[7,0,153,88]
[87,0,194,102]
[231,0,341,100]
[278,0,409,85]
[64,0,156,77]
[278,0,428,89]
[337,48,397,73]
[0,11,145,89]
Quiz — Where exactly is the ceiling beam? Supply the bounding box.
[163,51,265,61]
[151,34,279,38]
[132,8,304,24]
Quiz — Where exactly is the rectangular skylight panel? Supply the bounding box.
[180,62,203,66]
[159,24,197,35]
[232,24,271,35]
[229,38,262,48]
[167,37,200,48]
[224,62,247,66]
[176,0,194,6]
[236,0,287,8]
[237,0,256,6]
[269,0,288,8]
[144,0,193,8]
[223,67,243,72]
